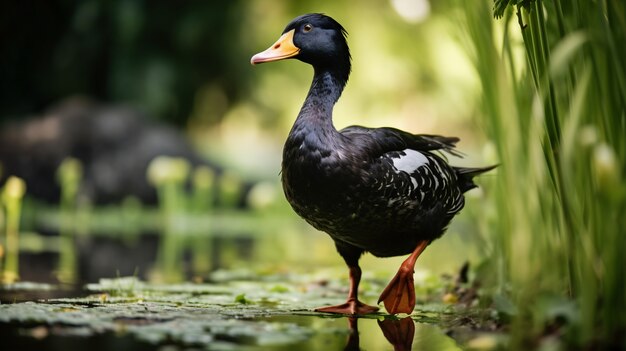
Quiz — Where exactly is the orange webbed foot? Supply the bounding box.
[378,266,416,314]
[378,241,429,315]
[315,299,379,315]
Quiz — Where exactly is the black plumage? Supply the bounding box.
[252,13,494,315]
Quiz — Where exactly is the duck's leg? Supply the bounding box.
[315,265,380,315]
[315,242,379,315]
[378,241,429,314]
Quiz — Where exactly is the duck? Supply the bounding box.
[251,13,495,315]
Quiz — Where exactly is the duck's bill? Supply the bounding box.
[251,29,300,65]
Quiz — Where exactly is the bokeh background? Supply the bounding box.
[4,0,486,177]
[1,0,490,282]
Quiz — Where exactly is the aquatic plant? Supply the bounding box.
[190,166,216,213]
[459,0,625,347]
[1,176,26,283]
[55,158,84,283]
[190,166,216,276]
[147,156,192,281]
[218,171,243,208]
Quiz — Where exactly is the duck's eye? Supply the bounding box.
[303,24,313,33]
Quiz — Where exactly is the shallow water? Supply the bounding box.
[0,278,469,351]
[1,315,461,351]
[5,204,490,350]
[0,309,462,351]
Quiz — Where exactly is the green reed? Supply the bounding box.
[459,0,625,347]
[189,166,216,277]
[147,156,192,282]
[56,157,84,283]
[1,176,26,283]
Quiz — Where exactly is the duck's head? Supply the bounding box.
[251,14,351,80]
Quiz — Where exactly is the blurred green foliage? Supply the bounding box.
[1,1,479,135]
[0,0,249,125]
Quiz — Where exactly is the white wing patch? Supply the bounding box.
[392,149,429,174]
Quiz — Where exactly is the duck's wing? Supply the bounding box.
[339,125,466,217]
[339,125,463,157]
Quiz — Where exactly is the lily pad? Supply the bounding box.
[0,276,481,350]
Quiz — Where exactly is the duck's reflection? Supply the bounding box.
[344,316,415,351]
[344,317,361,351]
[378,316,416,351]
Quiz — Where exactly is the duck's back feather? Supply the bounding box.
[339,125,463,157]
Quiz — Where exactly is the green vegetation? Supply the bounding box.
[147,156,192,282]
[1,176,26,283]
[56,158,83,283]
[459,0,625,348]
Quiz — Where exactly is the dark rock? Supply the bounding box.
[0,98,249,206]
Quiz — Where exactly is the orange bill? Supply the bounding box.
[251,29,300,65]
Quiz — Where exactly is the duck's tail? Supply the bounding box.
[455,164,498,193]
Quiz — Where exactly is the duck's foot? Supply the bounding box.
[378,241,429,315]
[315,299,379,315]
[378,266,416,314]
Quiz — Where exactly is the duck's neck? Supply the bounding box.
[295,68,348,129]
